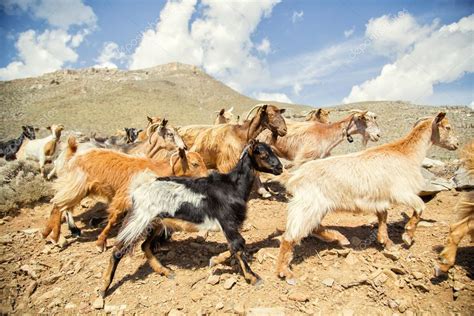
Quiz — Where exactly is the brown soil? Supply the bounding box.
[0,190,472,315]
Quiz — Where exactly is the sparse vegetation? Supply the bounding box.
[0,158,52,216]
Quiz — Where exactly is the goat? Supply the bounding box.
[305,108,330,123]
[189,104,287,173]
[436,141,473,275]
[16,124,64,176]
[259,110,380,168]
[92,128,142,147]
[276,113,459,284]
[0,125,37,160]
[42,137,208,252]
[136,116,162,142]
[47,120,183,180]
[214,107,234,124]
[100,140,283,297]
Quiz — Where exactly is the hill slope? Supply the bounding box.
[0,63,472,160]
[0,62,307,138]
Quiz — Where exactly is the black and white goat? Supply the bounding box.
[0,126,36,160]
[101,140,283,297]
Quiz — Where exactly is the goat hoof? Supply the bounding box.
[402,233,413,247]
[254,277,264,287]
[70,227,81,237]
[100,290,107,299]
[433,265,448,278]
[96,243,106,253]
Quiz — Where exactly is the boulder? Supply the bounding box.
[419,168,453,196]
[452,167,473,190]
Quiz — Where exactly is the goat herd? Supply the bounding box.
[0,104,472,300]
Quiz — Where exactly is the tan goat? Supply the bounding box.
[276,113,458,284]
[305,108,330,123]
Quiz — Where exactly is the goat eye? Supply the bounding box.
[445,126,451,130]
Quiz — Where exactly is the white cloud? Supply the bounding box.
[365,11,437,56]
[94,42,127,69]
[2,0,97,29]
[256,38,271,55]
[344,26,355,38]
[291,10,303,24]
[0,29,79,80]
[255,92,293,104]
[0,0,96,80]
[293,82,302,95]
[343,14,474,104]
[130,0,280,92]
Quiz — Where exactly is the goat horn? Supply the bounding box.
[146,122,161,144]
[245,104,265,120]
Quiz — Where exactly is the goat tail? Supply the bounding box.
[65,136,78,161]
[51,168,88,208]
[117,170,159,249]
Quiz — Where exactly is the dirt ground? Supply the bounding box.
[0,189,472,315]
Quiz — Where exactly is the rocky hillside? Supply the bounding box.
[0,62,306,138]
[0,63,472,160]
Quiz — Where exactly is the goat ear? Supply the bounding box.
[279,108,286,114]
[261,104,268,112]
[161,119,168,127]
[147,116,153,123]
[219,108,225,116]
[46,126,51,130]
[316,108,322,115]
[228,106,234,113]
[435,112,446,124]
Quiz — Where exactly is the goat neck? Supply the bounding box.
[389,120,434,165]
[237,109,266,142]
[318,115,355,158]
[227,150,257,201]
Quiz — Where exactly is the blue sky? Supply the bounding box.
[1,0,473,107]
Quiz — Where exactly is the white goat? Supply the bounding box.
[276,113,459,284]
[17,124,64,176]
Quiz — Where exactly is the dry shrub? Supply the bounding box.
[0,158,53,216]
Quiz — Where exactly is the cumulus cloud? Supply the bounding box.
[291,10,303,24]
[0,0,96,80]
[343,14,474,104]
[344,26,355,38]
[130,0,279,92]
[1,0,97,29]
[0,29,79,80]
[365,11,438,56]
[94,42,127,69]
[256,38,271,55]
[254,92,293,104]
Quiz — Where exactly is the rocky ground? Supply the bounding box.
[0,189,472,315]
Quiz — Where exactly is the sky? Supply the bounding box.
[0,0,473,107]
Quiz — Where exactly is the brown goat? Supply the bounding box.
[136,116,162,142]
[42,138,208,252]
[305,108,330,123]
[190,104,287,172]
[436,141,473,275]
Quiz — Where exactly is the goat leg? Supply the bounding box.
[312,225,350,247]
[101,246,123,298]
[376,210,394,249]
[65,211,81,237]
[235,250,260,285]
[141,227,175,279]
[436,216,472,274]
[42,205,62,242]
[209,250,231,267]
[276,238,296,285]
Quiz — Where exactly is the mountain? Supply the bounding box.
[0,62,472,160]
[0,62,307,138]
